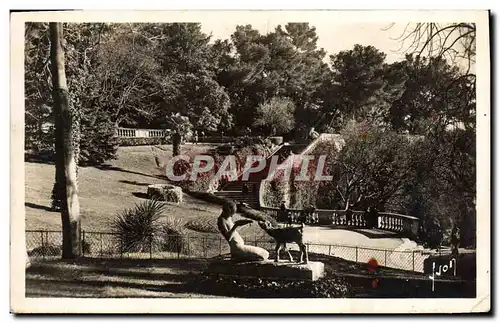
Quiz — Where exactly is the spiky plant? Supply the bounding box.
[159,217,187,254]
[112,199,166,253]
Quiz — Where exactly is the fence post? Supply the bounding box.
[82,230,86,257]
[412,251,415,271]
[177,234,181,259]
[328,245,332,256]
[120,234,123,258]
[149,234,153,260]
[355,246,358,262]
[203,237,207,258]
[219,237,222,256]
[384,249,387,266]
[39,231,45,260]
[100,233,103,256]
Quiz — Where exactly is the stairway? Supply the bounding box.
[212,135,340,209]
[213,189,260,209]
[213,142,310,209]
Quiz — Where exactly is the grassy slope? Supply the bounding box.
[24,144,265,238]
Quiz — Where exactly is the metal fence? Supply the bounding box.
[26,230,455,273]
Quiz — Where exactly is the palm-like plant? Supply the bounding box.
[111,199,166,253]
[166,112,193,156]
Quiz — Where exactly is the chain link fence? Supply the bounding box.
[26,230,454,273]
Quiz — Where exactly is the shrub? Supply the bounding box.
[253,97,296,136]
[25,112,120,167]
[201,136,234,143]
[261,179,289,208]
[79,114,120,166]
[418,215,444,249]
[111,199,166,253]
[158,217,188,253]
[186,274,353,298]
[25,124,54,155]
[185,216,219,234]
[118,137,166,146]
[27,244,61,257]
[215,144,235,155]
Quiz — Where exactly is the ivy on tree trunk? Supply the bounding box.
[50,22,81,259]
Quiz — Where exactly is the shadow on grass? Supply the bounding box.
[62,257,210,270]
[26,257,211,298]
[96,164,166,180]
[25,277,196,298]
[120,180,151,186]
[25,202,56,213]
[24,152,55,165]
[131,192,149,199]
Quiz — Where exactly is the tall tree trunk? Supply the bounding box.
[50,22,81,259]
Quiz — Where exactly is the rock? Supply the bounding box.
[147,184,183,204]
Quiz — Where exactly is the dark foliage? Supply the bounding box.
[186,273,353,298]
[79,114,120,166]
[118,137,167,146]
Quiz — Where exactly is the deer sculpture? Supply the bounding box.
[258,220,309,264]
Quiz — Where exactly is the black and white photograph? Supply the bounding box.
[10,9,490,313]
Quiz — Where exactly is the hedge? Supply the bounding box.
[118,137,168,146]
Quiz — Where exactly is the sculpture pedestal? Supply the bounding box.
[207,259,325,281]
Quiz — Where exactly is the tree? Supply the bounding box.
[25,23,53,154]
[429,128,476,247]
[253,97,295,136]
[388,55,473,134]
[323,121,421,211]
[163,73,231,133]
[389,22,476,73]
[215,24,329,134]
[25,23,120,166]
[49,22,81,258]
[324,45,406,130]
[90,24,163,127]
[387,22,477,247]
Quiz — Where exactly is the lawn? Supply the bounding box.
[24,144,266,239]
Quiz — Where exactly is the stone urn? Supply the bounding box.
[147,184,183,204]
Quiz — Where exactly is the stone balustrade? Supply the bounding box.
[260,206,419,238]
[116,127,166,138]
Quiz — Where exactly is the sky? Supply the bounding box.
[201,22,410,63]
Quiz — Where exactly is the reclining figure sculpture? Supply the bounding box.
[217,201,269,262]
